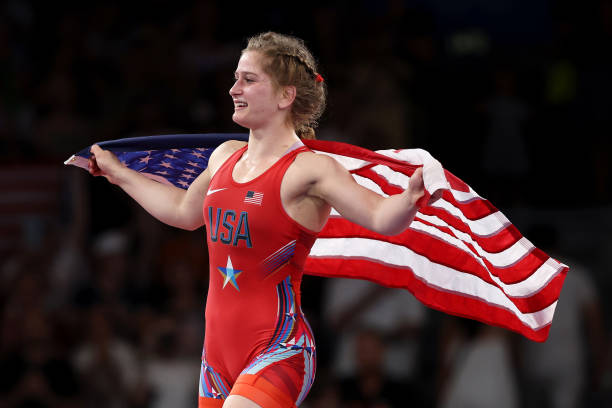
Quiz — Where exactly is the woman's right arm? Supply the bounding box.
[89,144,210,231]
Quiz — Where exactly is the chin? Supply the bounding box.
[232,113,247,128]
[232,113,259,130]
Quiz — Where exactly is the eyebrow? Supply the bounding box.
[234,70,259,77]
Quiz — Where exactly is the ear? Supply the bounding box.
[278,85,296,110]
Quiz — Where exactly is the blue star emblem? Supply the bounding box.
[217,256,243,291]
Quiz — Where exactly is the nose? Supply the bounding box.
[229,79,241,96]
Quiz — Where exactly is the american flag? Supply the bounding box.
[66,134,568,342]
[244,191,264,205]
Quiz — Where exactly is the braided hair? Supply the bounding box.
[244,32,326,139]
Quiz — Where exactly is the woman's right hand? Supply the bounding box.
[88,144,124,185]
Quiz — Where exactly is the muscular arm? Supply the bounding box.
[308,154,424,235]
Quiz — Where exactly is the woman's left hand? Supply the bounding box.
[407,167,425,205]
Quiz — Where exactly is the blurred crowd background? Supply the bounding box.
[1,0,611,407]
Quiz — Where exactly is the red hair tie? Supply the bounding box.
[315,73,324,83]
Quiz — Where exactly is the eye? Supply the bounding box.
[232,75,254,84]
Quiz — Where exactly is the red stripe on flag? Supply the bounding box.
[443,169,470,192]
[414,213,521,255]
[352,168,405,195]
[410,216,549,284]
[442,191,500,219]
[318,219,562,313]
[304,257,558,342]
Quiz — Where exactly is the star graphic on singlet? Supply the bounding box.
[217,256,243,291]
[285,305,297,321]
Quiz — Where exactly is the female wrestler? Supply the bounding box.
[89,32,425,408]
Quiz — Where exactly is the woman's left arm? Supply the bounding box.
[308,154,425,235]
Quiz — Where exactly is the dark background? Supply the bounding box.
[1,0,611,407]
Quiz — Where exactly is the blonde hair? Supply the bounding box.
[244,32,326,140]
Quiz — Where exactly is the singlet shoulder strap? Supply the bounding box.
[209,144,248,181]
[269,145,310,186]
[275,145,310,167]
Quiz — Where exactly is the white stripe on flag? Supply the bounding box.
[408,220,563,297]
[309,237,558,330]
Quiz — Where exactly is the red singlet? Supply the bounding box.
[199,144,317,408]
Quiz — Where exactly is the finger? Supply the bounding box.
[410,167,424,188]
[88,156,101,176]
[90,144,103,156]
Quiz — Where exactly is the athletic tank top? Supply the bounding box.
[202,144,318,381]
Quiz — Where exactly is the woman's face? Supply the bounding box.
[229,51,284,130]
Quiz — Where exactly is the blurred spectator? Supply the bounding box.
[479,68,530,207]
[437,320,520,408]
[322,278,425,382]
[81,228,130,296]
[338,328,405,408]
[519,223,607,408]
[141,315,200,408]
[34,69,92,159]
[73,305,140,408]
[341,29,412,150]
[47,170,92,311]
[134,225,208,318]
[300,368,343,408]
[1,289,82,407]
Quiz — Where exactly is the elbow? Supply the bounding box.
[371,216,401,236]
[170,216,203,231]
[174,204,204,231]
[372,211,416,236]
[377,224,406,236]
[183,220,204,231]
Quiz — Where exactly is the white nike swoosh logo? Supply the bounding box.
[207,187,227,196]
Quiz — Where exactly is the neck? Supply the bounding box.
[246,123,301,161]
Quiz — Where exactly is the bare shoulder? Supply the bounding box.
[208,140,247,176]
[287,150,348,194]
[292,150,346,180]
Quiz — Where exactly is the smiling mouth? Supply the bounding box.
[234,101,248,109]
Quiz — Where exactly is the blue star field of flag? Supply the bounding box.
[70,133,248,190]
[118,147,210,189]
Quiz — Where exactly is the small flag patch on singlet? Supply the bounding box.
[244,190,263,205]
